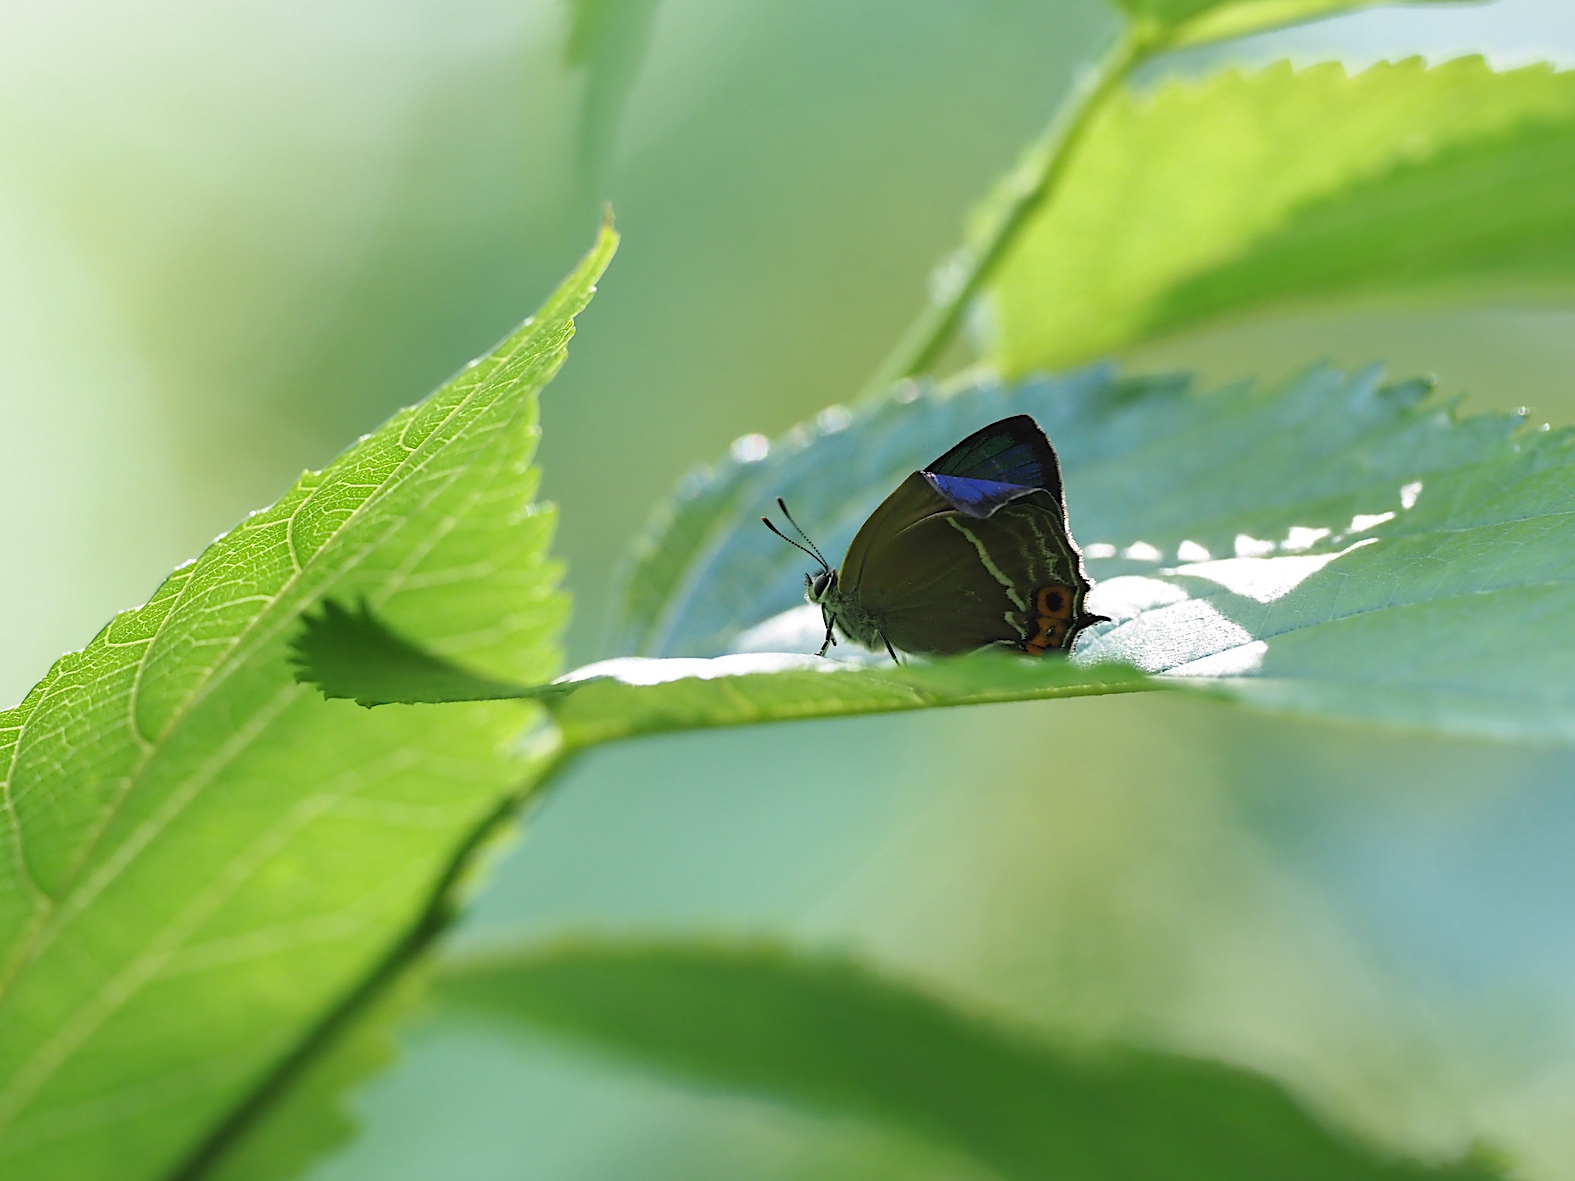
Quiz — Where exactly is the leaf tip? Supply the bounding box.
[288,598,384,708]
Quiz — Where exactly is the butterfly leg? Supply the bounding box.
[817,610,836,658]
[881,634,900,666]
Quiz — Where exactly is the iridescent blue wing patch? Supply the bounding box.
[924,413,1063,502]
[921,472,1034,519]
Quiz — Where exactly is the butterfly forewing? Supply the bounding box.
[925,414,1065,505]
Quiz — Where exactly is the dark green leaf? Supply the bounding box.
[290,600,546,707]
[438,939,1499,1181]
[545,651,1150,747]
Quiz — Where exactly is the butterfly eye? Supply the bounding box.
[808,571,833,601]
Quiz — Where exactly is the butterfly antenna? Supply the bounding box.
[761,515,829,572]
[774,497,831,570]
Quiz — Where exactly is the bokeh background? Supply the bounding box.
[6,0,1575,1176]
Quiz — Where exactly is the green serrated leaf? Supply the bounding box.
[986,59,1575,373]
[0,227,616,1181]
[613,364,1575,740]
[436,939,1499,1181]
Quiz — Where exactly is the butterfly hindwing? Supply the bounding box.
[840,472,953,600]
[838,474,1020,654]
[814,415,1099,658]
[841,476,1092,656]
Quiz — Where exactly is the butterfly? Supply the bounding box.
[763,414,1107,662]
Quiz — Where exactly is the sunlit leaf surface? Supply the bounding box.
[438,939,1498,1181]
[614,365,1575,739]
[986,60,1575,372]
[0,228,616,1181]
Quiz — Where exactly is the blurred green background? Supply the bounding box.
[7,0,1575,1176]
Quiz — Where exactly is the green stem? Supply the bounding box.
[858,28,1160,399]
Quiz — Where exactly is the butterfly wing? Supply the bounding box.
[839,472,952,602]
[919,413,1098,652]
[838,466,1098,656]
[837,473,1017,654]
[842,415,1070,585]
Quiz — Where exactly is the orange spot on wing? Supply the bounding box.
[1023,583,1075,655]
[1035,585,1072,621]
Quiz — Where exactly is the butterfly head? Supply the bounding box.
[762,498,834,585]
[762,499,844,659]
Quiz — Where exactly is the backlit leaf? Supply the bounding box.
[985,59,1575,373]
[0,227,616,1181]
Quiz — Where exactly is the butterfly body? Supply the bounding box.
[792,415,1104,658]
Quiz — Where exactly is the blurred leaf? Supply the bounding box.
[566,0,666,188]
[613,363,1575,740]
[0,227,616,1181]
[986,60,1575,373]
[438,939,1498,1181]
[1112,0,1472,42]
[1165,0,1474,46]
